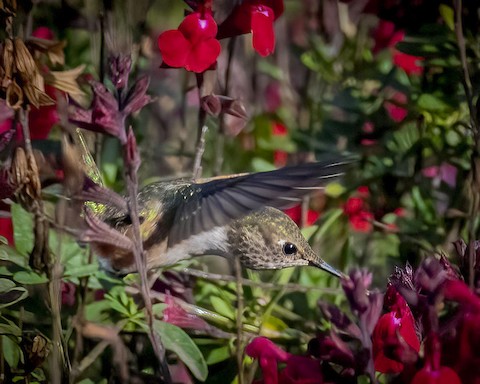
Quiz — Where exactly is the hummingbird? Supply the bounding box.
[83,158,351,277]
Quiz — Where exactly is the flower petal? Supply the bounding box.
[158,30,190,68]
[179,12,218,43]
[251,6,275,57]
[186,38,221,73]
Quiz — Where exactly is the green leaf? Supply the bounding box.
[0,287,28,309]
[205,345,230,365]
[0,316,21,336]
[2,335,22,368]
[153,320,208,381]
[0,246,28,268]
[417,93,451,112]
[64,264,99,279]
[210,296,235,320]
[13,271,48,285]
[11,204,34,257]
[439,4,454,30]
[0,278,15,293]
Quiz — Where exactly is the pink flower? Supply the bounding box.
[32,26,55,40]
[163,294,210,331]
[372,285,420,373]
[422,163,458,188]
[245,337,323,384]
[384,91,408,123]
[217,0,284,57]
[360,121,377,146]
[158,11,221,73]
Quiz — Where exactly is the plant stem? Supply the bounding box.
[234,257,245,384]
[454,0,480,288]
[122,147,172,382]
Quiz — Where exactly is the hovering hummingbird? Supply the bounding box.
[83,158,351,277]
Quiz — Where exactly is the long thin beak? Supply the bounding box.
[308,259,344,278]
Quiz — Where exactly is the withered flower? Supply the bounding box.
[1,37,54,109]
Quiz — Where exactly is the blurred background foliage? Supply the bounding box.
[1,0,480,382]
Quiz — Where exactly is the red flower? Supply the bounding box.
[372,285,420,373]
[245,337,323,384]
[271,121,288,167]
[29,84,61,140]
[283,205,320,227]
[217,0,284,57]
[343,188,374,232]
[158,12,221,73]
[373,20,424,76]
[343,197,364,217]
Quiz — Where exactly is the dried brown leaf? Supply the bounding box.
[2,39,14,79]
[6,80,22,109]
[27,37,66,66]
[13,38,36,78]
[45,65,86,104]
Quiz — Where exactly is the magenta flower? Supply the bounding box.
[217,0,284,57]
[245,337,323,384]
[158,11,221,73]
[422,163,458,188]
[163,294,210,331]
[372,285,420,373]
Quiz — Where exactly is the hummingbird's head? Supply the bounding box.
[227,207,342,277]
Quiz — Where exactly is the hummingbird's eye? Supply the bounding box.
[283,242,297,255]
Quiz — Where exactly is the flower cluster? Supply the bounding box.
[246,255,480,383]
[157,0,284,73]
[343,187,405,233]
[343,186,374,232]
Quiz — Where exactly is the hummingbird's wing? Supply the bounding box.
[167,158,353,247]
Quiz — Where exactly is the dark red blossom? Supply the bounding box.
[69,76,151,144]
[158,12,221,73]
[372,285,420,373]
[61,281,76,307]
[412,335,461,384]
[217,0,284,57]
[245,337,323,384]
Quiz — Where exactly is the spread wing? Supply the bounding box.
[167,157,353,247]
